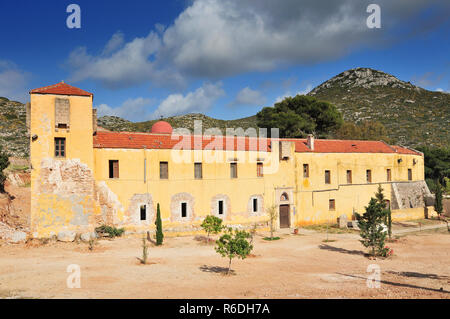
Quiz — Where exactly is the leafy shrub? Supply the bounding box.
[95,225,125,238]
[201,215,223,239]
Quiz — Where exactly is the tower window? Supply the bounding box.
[387,169,392,181]
[408,168,412,181]
[54,137,66,158]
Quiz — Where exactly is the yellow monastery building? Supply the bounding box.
[28,82,434,238]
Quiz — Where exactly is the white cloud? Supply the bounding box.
[96,97,154,121]
[229,87,266,107]
[101,31,125,56]
[66,0,446,89]
[67,31,185,89]
[0,60,29,102]
[152,82,225,118]
[436,88,444,92]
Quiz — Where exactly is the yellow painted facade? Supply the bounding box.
[29,86,432,238]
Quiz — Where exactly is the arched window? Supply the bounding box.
[280,192,289,201]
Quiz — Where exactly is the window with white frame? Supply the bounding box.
[218,200,224,215]
[181,202,187,218]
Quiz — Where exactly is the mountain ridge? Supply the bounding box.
[307,67,449,148]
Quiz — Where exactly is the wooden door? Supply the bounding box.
[279,205,290,228]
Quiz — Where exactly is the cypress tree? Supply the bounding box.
[434,180,443,216]
[155,203,164,245]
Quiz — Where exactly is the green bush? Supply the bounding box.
[201,215,223,239]
[95,225,125,238]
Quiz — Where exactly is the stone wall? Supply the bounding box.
[391,181,431,210]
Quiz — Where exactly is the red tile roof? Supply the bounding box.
[30,82,93,97]
[285,139,398,153]
[94,131,270,151]
[390,145,422,155]
[93,131,422,155]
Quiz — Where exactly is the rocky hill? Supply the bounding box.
[98,113,258,134]
[308,68,450,148]
[0,97,29,157]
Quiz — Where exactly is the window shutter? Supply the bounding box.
[55,98,70,129]
[160,162,168,179]
[113,161,119,178]
[195,163,202,179]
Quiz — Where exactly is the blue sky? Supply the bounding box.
[0,0,449,121]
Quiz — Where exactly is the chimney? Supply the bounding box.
[307,134,315,151]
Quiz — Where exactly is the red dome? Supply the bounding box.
[151,121,173,134]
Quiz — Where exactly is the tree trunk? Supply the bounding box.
[227,257,232,275]
[270,220,273,239]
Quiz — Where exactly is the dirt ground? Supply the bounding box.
[0,179,30,231]
[0,227,448,299]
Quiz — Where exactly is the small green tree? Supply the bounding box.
[200,215,223,239]
[0,146,10,193]
[434,180,443,216]
[355,198,387,257]
[155,203,164,245]
[266,205,277,239]
[215,227,253,275]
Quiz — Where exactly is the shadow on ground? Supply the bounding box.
[386,271,450,280]
[199,265,236,275]
[319,244,365,256]
[336,273,450,294]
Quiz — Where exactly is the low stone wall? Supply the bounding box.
[391,207,425,221]
[443,198,450,217]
